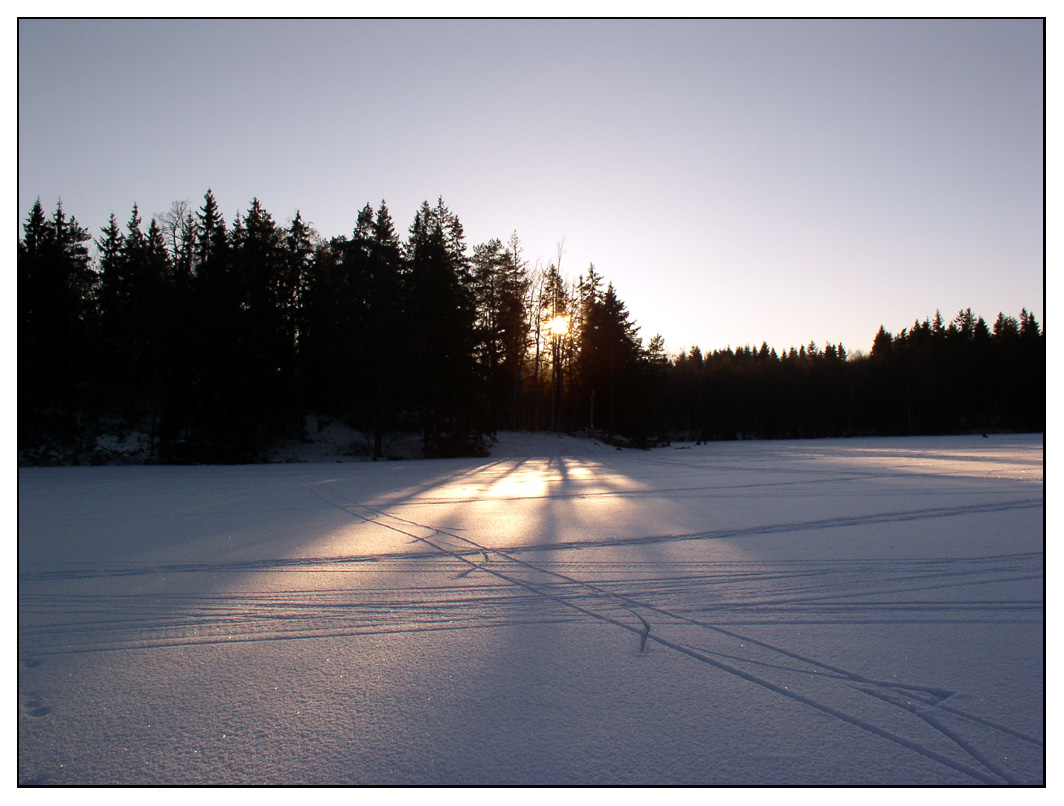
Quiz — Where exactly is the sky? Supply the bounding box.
[18,18,1044,356]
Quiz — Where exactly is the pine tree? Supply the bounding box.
[342,201,406,458]
[993,312,1020,340]
[871,326,893,358]
[194,189,227,276]
[372,201,402,264]
[576,278,641,438]
[228,198,293,440]
[18,199,52,404]
[283,210,315,361]
[18,200,94,408]
[94,206,175,424]
[405,200,480,454]
[95,213,125,329]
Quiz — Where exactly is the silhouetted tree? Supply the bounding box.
[17,190,1045,464]
[18,199,95,411]
[405,200,480,455]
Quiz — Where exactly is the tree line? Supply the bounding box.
[18,194,1044,463]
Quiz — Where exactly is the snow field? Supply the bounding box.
[17,434,1044,785]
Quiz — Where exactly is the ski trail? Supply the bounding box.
[588,577,1044,757]
[852,685,1029,784]
[309,488,653,643]
[642,632,1003,784]
[492,497,1043,553]
[315,489,1031,784]
[454,551,492,578]
[524,566,1041,776]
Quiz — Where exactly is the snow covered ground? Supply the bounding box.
[17,433,1043,785]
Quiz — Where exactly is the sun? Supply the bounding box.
[547,315,570,336]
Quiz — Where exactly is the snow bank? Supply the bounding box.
[266,425,622,463]
[264,415,429,463]
[486,430,620,457]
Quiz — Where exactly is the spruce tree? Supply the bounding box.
[405,201,479,454]
[18,200,94,409]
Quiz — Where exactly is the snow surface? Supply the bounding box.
[17,433,1044,785]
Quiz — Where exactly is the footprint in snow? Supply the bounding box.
[19,772,55,786]
[20,692,52,718]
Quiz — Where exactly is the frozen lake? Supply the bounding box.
[17,434,1044,785]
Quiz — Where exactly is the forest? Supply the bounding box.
[18,193,1045,464]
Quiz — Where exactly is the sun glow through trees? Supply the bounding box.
[547,315,571,337]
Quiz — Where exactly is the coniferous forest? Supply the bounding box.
[18,194,1045,464]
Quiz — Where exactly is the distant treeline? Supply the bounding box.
[18,194,1044,463]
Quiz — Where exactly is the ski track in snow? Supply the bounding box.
[18,437,1044,785]
[315,492,1043,785]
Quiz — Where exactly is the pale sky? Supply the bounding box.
[17,18,1044,356]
